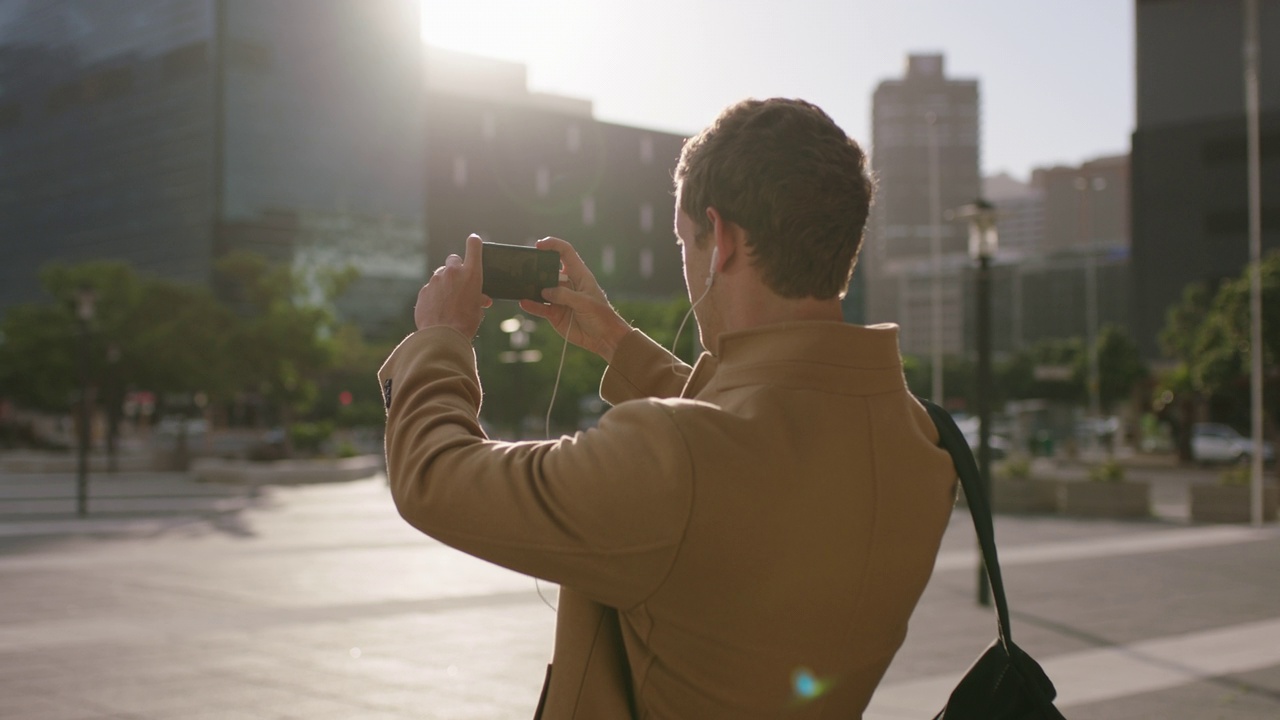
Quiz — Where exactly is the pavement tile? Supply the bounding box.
[1064,663,1280,719]
[4,470,1279,719]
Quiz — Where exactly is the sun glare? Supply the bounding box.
[419,0,592,67]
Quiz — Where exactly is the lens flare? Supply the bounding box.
[792,667,830,701]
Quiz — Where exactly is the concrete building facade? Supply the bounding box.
[422,48,689,302]
[1131,0,1280,358]
[866,53,981,357]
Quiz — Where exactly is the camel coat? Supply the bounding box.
[379,320,956,719]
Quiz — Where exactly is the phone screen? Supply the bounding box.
[481,243,560,301]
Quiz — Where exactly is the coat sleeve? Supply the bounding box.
[599,327,692,405]
[378,327,694,610]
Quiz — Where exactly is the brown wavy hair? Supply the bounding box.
[674,98,874,299]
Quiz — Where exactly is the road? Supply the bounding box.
[1,468,1278,719]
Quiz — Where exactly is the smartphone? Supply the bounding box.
[480,242,561,301]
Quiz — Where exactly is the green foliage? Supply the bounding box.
[1088,458,1125,484]
[0,254,365,457]
[996,455,1032,481]
[335,439,360,459]
[1095,324,1149,408]
[215,251,354,424]
[0,261,234,412]
[1158,250,1280,429]
[1219,465,1251,487]
[0,302,77,410]
[900,355,976,408]
[996,337,1085,405]
[289,421,334,456]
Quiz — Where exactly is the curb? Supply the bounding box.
[190,455,384,485]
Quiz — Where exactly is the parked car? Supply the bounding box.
[1191,422,1276,465]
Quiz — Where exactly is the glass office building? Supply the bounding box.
[0,0,427,335]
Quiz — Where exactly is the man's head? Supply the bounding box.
[673,98,874,300]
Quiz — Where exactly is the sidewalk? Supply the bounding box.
[1,472,1278,719]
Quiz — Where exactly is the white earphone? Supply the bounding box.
[707,246,719,288]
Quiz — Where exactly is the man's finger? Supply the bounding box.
[519,299,558,321]
[536,237,591,283]
[445,254,462,268]
[465,234,483,272]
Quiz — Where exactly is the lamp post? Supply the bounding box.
[75,287,96,517]
[927,111,944,404]
[499,314,542,438]
[1243,0,1264,527]
[961,200,998,606]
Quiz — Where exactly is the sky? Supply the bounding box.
[419,0,1134,182]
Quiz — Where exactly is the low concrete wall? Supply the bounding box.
[191,455,384,485]
[1190,484,1279,523]
[0,452,166,474]
[1059,480,1151,519]
[992,478,1060,514]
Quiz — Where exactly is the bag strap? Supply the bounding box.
[917,397,1014,650]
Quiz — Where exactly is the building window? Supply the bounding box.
[602,245,616,275]
[453,156,468,187]
[640,248,654,279]
[536,166,550,197]
[481,111,497,140]
[582,196,596,226]
[567,123,581,154]
[640,135,654,164]
[639,202,654,233]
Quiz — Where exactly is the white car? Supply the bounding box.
[1191,423,1275,465]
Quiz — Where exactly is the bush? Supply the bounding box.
[290,421,334,456]
[1219,465,1251,487]
[1088,458,1126,484]
[996,455,1032,481]
[335,440,359,459]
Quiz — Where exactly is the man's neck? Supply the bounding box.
[710,282,845,350]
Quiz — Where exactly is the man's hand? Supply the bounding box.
[414,234,493,337]
[519,237,631,364]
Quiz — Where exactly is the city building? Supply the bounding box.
[0,0,428,336]
[421,47,689,302]
[866,53,981,357]
[976,158,1130,356]
[1131,0,1280,358]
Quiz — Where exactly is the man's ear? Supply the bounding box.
[704,206,739,275]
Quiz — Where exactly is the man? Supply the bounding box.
[379,98,956,719]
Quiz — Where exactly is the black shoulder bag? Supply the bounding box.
[918,397,1068,720]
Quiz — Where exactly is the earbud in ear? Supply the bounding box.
[707,246,720,289]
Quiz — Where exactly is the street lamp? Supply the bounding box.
[926,111,944,404]
[75,286,95,517]
[499,314,542,438]
[960,199,998,606]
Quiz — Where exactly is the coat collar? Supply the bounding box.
[682,321,906,399]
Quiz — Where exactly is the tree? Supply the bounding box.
[996,337,1085,406]
[0,261,234,464]
[1095,325,1149,410]
[215,251,357,455]
[1158,250,1280,465]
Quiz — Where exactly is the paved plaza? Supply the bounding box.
[1,464,1278,719]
